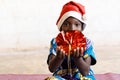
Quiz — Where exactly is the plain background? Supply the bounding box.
[0,0,120,50]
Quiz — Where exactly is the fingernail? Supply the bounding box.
[61,49,63,51]
[74,49,76,52]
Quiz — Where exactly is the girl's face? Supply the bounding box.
[61,17,83,32]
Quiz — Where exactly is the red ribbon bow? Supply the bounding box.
[56,30,86,55]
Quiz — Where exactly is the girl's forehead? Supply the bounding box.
[65,17,82,23]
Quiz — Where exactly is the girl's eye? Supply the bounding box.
[63,23,70,27]
[75,23,82,26]
[75,24,79,26]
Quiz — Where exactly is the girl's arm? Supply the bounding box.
[48,48,65,72]
[72,48,91,76]
[74,56,91,76]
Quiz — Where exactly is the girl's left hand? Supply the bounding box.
[71,47,84,59]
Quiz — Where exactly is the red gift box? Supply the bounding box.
[56,30,86,55]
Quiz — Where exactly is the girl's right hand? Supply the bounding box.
[56,47,66,60]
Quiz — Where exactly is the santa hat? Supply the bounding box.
[56,1,86,31]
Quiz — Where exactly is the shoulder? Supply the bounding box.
[50,38,57,47]
[84,37,97,65]
[50,38,56,44]
[49,38,57,55]
[86,37,93,49]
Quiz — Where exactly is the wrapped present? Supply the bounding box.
[56,30,86,55]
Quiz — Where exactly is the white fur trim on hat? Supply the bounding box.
[57,11,86,30]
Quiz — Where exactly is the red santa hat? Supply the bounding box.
[56,1,86,31]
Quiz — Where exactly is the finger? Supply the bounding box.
[84,47,86,51]
[81,47,84,54]
[77,47,80,54]
[56,46,60,51]
[60,49,63,54]
[60,49,64,55]
[80,47,84,57]
[57,48,64,58]
[56,49,60,54]
[62,50,66,57]
[61,49,66,55]
[76,47,80,58]
[73,49,77,57]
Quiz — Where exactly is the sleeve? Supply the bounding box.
[83,38,97,65]
[47,38,57,64]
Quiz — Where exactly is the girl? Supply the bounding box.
[47,1,96,80]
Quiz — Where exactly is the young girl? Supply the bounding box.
[47,1,96,80]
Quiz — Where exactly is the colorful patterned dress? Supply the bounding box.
[47,38,97,80]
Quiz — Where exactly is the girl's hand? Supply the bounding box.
[56,47,66,60]
[48,47,66,72]
[72,47,84,59]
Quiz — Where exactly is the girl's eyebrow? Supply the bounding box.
[63,20,70,24]
[64,20,70,22]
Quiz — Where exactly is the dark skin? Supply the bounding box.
[48,17,91,76]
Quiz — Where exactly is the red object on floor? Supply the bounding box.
[0,73,120,80]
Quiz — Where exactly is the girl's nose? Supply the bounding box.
[69,24,75,30]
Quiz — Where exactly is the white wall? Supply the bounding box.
[0,0,120,50]
[85,0,120,46]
